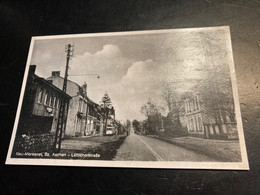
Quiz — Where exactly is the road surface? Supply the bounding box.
[114,133,216,161]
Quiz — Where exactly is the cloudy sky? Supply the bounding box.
[30,27,231,122]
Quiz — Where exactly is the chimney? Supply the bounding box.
[51,71,60,77]
[82,82,87,96]
[29,65,36,75]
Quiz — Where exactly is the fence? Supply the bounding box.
[203,122,238,140]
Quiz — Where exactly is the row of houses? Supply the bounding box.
[17,65,116,139]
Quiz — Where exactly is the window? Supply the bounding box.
[38,89,43,103]
[94,121,96,129]
[64,100,68,110]
[49,94,53,107]
[78,100,83,112]
[82,102,86,113]
[191,119,194,132]
[195,117,199,132]
[44,92,48,105]
[46,93,51,106]
[198,117,203,132]
[194,96,199,110]
[56,98,60,109]
[52,71,60,77]
[53,97,56,108]
[189,119,192,132]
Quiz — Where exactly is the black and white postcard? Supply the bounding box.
[6,26,249,169]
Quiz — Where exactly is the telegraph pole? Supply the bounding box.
[63,44,74,92]
[53,44,74,152]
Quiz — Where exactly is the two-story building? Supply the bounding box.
[12,65,71,155]
[183,95,204,135]
[17,65,71,135]
[181,93,238,139]
[46,71,105,137]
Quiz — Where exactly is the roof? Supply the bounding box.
[47,75,101,107]
[33,74,71,99]
[46,75,81,89]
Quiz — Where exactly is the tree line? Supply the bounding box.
[132,62,235,138]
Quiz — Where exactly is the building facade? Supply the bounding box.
[181,94,238,139]
[46,72,109,137]
[17,65,71,135]
[183,95,204,135]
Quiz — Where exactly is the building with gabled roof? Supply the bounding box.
[46,71,105,137]
[12,65,71,154]
[18,65,71,135]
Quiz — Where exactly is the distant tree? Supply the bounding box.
[141,98,158,117]
[141,119,149,135]
[195,32,236,124]
[141,98,160,134]
[132,119,141,134]
[125,120,131,135]
[193,62,236,125]
[100,92,113,135]
[161,83,182,133]
[161,82,178,112]
[126,120,131,128]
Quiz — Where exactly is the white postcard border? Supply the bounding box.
[6,26,249,170]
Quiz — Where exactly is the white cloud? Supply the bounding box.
[121,59,163,90]
[109,59,168,121]
[69,44,133,84]
[67,46,168,122]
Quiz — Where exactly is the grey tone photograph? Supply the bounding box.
[2,0,260,194]
[6,27,248,169]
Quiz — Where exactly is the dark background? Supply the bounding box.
[1,0,259,194]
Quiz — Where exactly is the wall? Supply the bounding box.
[46,76,80,97]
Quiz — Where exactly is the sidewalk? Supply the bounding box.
[148,135,242,162]
[60,134,127,160]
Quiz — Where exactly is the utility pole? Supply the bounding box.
[53,43,74,153]
[63,44,74,92]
